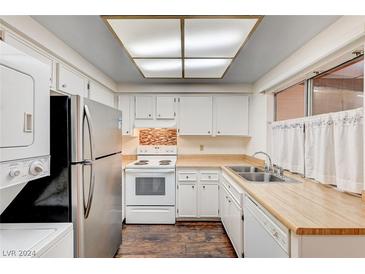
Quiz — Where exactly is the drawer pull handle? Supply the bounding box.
[192,185,194,189]
[186,176,189,179]
[62,84,67,88]
[203,186,206,189]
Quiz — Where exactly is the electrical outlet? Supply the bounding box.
[199,145,204,151]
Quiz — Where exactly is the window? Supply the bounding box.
[311,56,364,115]
[274,82,305,121]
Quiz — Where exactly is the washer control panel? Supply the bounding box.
[0,156,50,189]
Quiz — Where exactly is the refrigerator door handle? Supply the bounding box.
[83,105,96,219]
[83,162,95,219]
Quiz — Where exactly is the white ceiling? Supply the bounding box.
[32,15,340,84]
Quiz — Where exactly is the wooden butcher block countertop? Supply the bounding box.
[122,155,137,169]
[177,155,365,236]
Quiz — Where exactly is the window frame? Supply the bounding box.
[274,54,364,120]
[273,81,307,121]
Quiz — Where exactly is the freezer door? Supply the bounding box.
[80,153,122,258]
[83,98,122,158]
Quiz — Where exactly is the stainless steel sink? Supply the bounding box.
[228,166,262,173]
[238,172,285,182]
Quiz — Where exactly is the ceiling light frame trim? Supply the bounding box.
[101,15,263,79]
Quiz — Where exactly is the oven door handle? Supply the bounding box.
[125,169,175,174]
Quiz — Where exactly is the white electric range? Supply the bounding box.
[125,145,177,224]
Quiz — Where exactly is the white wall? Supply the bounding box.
[118,83,252,93]
[254,16,365,94]
[243,93,274,159]
[122,135,250,155]
[177,136,249,155]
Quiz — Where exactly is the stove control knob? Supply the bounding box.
[29,161,44,175]
[9,168,21,177]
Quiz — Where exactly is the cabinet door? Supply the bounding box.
[118,95,133,135]
[177,183,197,217]
[135,96,154,120]
[215,96,248,136]
[57,64,86,96]
[156,96,176,119]
[88,81,115,108]
[229,198,243,257]
[220,186,230,230]
[178,96,212,135]
[198,184,219,217]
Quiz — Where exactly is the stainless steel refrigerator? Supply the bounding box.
[1,95,123,258]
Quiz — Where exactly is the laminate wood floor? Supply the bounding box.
[115,221,237,258]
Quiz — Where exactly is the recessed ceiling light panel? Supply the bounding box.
[184,59,232,78]
[134,59,182,78]
[106,19,181,57]
[184,19,258,58]
[103,16,262,79]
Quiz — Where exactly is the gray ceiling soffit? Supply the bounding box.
[32,15,340,84]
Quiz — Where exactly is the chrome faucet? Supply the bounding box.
[252,151,273,173]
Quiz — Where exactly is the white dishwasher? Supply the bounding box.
[244,195,289,258]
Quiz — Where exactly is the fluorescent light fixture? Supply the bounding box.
[134,59,182,78]
[103,16,261,78]
[106,19,181,57]
[185,19,258,57]
[185,59,232,78]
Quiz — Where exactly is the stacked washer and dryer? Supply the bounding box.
[0,38,72,257]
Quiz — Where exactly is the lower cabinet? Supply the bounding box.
[220,173,244,258]
[177,183,198,218]
[176,168,219,219]
[198,184,219,218]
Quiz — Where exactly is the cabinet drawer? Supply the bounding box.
[222,174,241,205]
[200,172,219,181]
[178,171,198,182]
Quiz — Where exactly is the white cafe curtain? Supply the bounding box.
[271,118,305,174]
[304,113,336,185]
[332,108,363,194]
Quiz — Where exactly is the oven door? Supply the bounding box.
[125,169,175,206]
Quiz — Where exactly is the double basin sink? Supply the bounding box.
[227,166,301,184]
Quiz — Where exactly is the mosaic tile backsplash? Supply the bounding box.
[139,128,177,145]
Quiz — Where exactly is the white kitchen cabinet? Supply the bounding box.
[88,80,115,108]
[177,168,219,219]
[177,183,197,218]
[118,95,134,135]
[156,96,176,119]
[198,184,219,217]
[135,96,154,120]
[220,183,229,226]
[214,95,249,136]
[220,172,244,258]
[229,197,244,257]
[178,96,213,135]
[57,63,87,97]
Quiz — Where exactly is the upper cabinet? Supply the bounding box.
[57,63,87,97]
[135,96,154,120]
[214,95,249,136]
[88,80,115,108]
[118,94,134,136]
[178,96,213,135]
[134,95,177,128]
[117,94,249,135]
[156,96,176,120]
